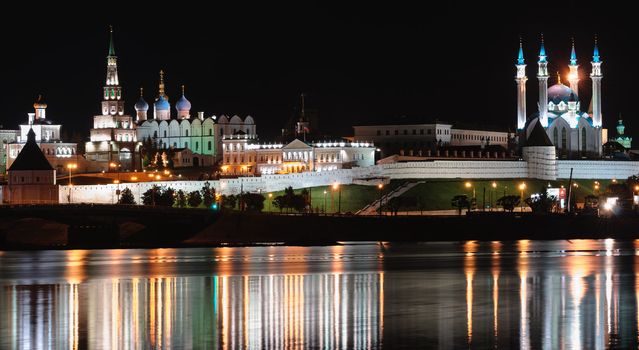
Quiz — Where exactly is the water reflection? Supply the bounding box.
[2,241,639,349]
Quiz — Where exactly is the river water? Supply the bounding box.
[1,240,638,349]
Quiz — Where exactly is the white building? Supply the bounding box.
[518,36,604,157]
[221,134,376,176]
[5,96,81,173]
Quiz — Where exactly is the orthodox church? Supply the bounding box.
[517,37,603,158]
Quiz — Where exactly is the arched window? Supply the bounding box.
[553,128,558,147]
[581,128,587,152]
[208,141,212,151]
[561,127,567,149]
[163,130,167,137]
[185,130,189,137]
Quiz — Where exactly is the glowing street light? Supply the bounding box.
[333,182,342,214]
[519,182,526,212]
[110,162,121,203]
[268,193,273,212]
[66,163,77,203]
[378,183,384,217]
[323,190,327,214]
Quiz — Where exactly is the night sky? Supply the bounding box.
[1,2,638,140]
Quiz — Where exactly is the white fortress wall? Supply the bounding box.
[379,160,529,179]
[556,160,639,179]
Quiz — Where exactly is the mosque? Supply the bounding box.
[518,36,606,158]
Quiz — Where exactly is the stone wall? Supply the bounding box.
[379,160,529,179]
[557,160,639,179]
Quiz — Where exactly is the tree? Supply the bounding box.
[222,194,237,210]
[118,187,136,205]
[524,188,557,213]
[497,195,520,212]
[141,185,161,205]
[451,195,470,215]
[273,196,286,213]
[242,193,266,211]
[158,187,176,207]
[176,190,187,208]
[187,190,202,207]
[202,182,216,207]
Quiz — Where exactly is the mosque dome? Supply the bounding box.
[135,97,149,111]
[548,84,578,104]
[154,95,170,110]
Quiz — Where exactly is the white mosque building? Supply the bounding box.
[518,36,604,158]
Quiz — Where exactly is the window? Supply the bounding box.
[196,141,199,150]
[36,177,40,182]
[553,128,558,147]
[208,141,212,151]
[420,129,424,135]
[581,128,587,152]
[412,129,416,135]
[427,129,432,135]
[209,129,213,136]
[385,130,390,136]
[185,130,189,137]
[163,130,167,137]
[185,142,189,148]
[561,127,567,149]
[377,130,381,136]
[404,130,408,135]
[153,131,158,138]
[394,130,398,135]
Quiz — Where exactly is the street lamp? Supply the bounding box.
[333,182,341,214]
[323,190,327,214]
[519,182,527,212]
[66,163,77,203]
[377,183,384,217]
[465,181,475,211]
[491,181,497,211]
[110,162,121,203]
[268,193,273,212]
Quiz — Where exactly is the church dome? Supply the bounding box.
[135,96,149,111]
[176,94,191,111]
[548,84,578,104]
[154,95,170,110]
[33,94,47,109]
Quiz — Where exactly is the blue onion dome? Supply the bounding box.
[135,87,149,111]
[548,84,578,104]
[175,85,191,111]
[154,95,170,110]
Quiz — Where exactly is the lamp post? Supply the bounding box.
[323,190,327,214]
[519,182,526,212]
[491,181,497,211]
[465,181,475,210]
[268,193,273,212]
[110,162,121,203]
[377,183,384,217]
[66,163,77,203]
[333,182,341,214]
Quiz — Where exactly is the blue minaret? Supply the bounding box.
[537,34,549,127]
[590,35,603,129]
[515,38,527,130]
[568,38,579,96]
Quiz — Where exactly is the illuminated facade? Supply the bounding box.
[5,96,81,173]
[520,36,604,157]
[85,27,140,171]
[221,135,375,176]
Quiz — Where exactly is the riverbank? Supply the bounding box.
[2,209,639,250]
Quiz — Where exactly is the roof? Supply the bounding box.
[283,138,312,150]
[525,119,553,147]
[8,129,54,171]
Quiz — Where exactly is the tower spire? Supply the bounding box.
[570,37,577,65]
[158,70,166,99]
[517,36,525,65]
[568,37,580,96]
[537,34,549,127]
[108,25,115,56]
[515,37,528,130]
[557,71,561,84]
[538,33,547,62]
[593,34,600,63]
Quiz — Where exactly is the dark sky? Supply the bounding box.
[1,1,637,140]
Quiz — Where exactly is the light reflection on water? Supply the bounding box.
[1,240,639,349]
